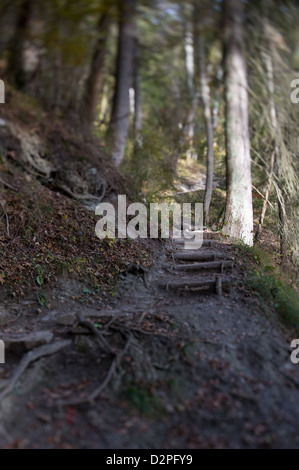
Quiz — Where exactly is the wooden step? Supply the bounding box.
[172,260,233,272]
[173,251,231,262]
[172,239,216,247]
[160,276,231,294]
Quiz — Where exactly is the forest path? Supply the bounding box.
[0,233,298,449]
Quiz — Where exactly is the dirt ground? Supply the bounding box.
[0,234,298,449]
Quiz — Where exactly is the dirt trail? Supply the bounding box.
[0,234,298,449]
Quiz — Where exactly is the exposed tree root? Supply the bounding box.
[0,340,71,403]
[54,334,133,407]
[76,313,114,354]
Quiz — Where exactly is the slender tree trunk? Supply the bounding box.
[185,28,195,96]
[133,38,143,146]
[107,0,137,167]
[213,66,223,130]
[254,3,287,261]
[255,149,275,241]
[82,12,111,130]
[183,10,197,161]
[198,34,214,226]
[8,0,34,90]
[263,48,287,261]
[223,0,254,246]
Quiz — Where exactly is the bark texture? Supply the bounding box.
[82,12,111,130]
[108,0,137,167]
[223,0,254,246]
[8,0,34,90]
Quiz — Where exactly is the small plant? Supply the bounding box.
[37,290,49,307]
[35,265,44,286]
[123,382,165,417]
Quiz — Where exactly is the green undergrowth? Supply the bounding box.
[237,244,299,333]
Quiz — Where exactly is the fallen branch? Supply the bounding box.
[0,340,71,403]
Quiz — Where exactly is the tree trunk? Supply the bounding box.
[8,0,34,90]
[133,38,143,146]
[107,0,137,167]
[82,12,111,130]
[255,149,275,241]
[255,6,287,262]
[198,34,214,226]
[184,19,197,161]
[223,0,254,246]
[213,66,223,130]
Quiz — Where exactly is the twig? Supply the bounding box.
[76,313,114,354]
[5,236,20,247]
[110,324,170,339]
[138,297,163,324]
[54,334,133,407]
[0,340,71,403]
[252,184,274,210]
[0,200,10,237]
[0,178,17,192]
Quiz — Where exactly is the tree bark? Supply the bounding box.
[198,34,214,226]
[107,0,137,167]
[212,66,223,130]
[133,37,143,146]
[184,17,198,161]
[82,11,111,130]
[223,0,254,246]
[8,0,34,90]
[255,4,287,262]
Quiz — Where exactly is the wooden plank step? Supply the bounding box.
[172,260,233,272]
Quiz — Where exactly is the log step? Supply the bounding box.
[173,251,232,262]
[160,276,231,294]
[172,260,233,272]
[172,239,216,247]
